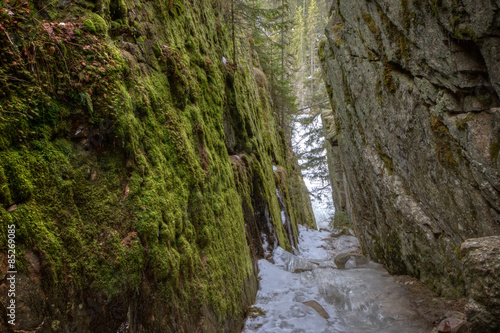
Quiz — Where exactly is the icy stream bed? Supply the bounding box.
[243,225,431,333]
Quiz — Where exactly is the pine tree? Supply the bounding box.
[306,0,320,100]
[292,5,306,106]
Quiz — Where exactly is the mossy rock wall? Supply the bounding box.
[321,0,500,298]
[0,0,315,332]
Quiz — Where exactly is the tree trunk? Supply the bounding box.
[232,0,235,64]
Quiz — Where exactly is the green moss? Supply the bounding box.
[336,0,344,20]
[0,164,12,206]
[383,61,396,92]
[401,0,411,31]
[376,6,411,61]
[455,28,477,41]
[429,0,442,18]
[489,140,500,163]
[330,22,345,47]
[430,115,459,171]
[362,13,379,37]
[0,0,314,330]
[455,112,475,131]
[318,39,326,61]
[90,13,108,34]
[110,0,128,20]
[397,35,411,61]
[331,210,353,229]
[83,19,96,34]
[82,13,108,35]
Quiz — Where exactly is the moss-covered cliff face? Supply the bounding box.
[321,0,500,299]
[0,1,315,332]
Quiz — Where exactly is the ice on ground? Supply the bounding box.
[273,247,318,272]
[297,225,333,261]
[243,225,431,333]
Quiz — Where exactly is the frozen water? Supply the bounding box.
[261,233,271,258]
[243,225,431,333]
[275,189,295,248]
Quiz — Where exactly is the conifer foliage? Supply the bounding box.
[290,0,332,200]
[226,0,332,198]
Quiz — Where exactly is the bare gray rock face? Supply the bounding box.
[320,0,500,304]
[461,236,500,332]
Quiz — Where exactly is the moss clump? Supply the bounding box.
[401,0,411,31]
[397,35,411,60]
[331,210,353,229]
[489,140,500,163]
[0,164,12,206]
[247,306,266,318]
[383,62,396,92]
[455,112,475,131]
[376,6,411,61]
[318,39,326,61]
[362,13,379,37]
[455,28,477,41]
[430,115,459,170]
[83,13,108,35]
[82,19,96,33]
[330,22,345,47]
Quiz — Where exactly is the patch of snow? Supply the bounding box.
[261,233,270,258]
[297,225,331,261]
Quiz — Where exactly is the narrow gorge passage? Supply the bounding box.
[242,116,430,332]
[1,0,499,332]
[243,225,430,332]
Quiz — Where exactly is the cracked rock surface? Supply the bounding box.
[321,0,500,306]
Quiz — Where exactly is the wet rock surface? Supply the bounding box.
[393,275,469,332]
[434,317,467,333]
[461,236,500,332]
[334,252,369,269]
